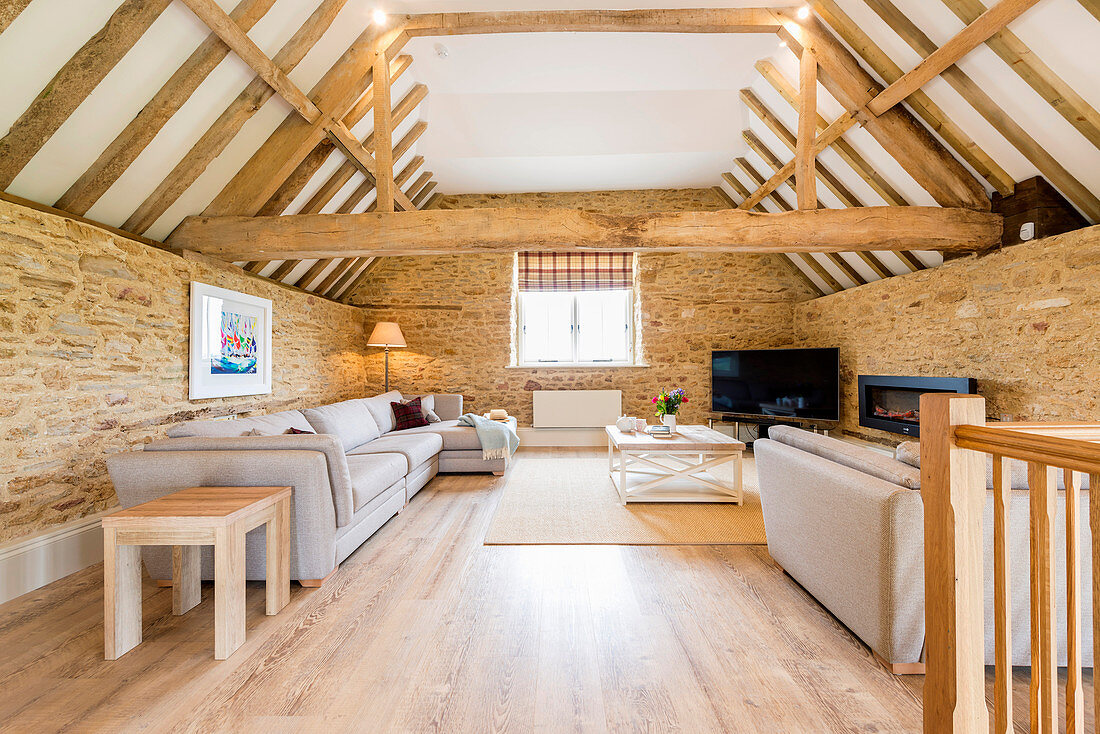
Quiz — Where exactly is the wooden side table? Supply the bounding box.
[101,486,292,661]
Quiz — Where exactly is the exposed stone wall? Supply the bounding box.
[794,224,1100,444]
[347,189,816,425]
[0,200,370,542]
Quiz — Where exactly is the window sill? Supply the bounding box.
[506,363,649,369]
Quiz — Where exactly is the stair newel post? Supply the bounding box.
[920,393,988,733]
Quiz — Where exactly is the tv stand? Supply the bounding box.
[708,415,830,447]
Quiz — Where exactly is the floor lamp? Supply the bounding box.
[367,322,406,392]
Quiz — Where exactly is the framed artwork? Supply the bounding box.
[188,282,272,400]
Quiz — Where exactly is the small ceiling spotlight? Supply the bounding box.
[434,42,449,59]
[796,5,812,20]
[372,8,387,24]
[778,39,788,48]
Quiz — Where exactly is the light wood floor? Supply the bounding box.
[0,448,1076,732]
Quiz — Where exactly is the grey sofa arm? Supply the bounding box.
[106,448,339,581]
[755,438,924,665]
[144,433,354,527]
[432,394,464,422]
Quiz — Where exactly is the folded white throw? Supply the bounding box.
[458,413,520,461]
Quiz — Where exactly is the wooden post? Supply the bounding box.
[372,54,395,213]
[796,48,817,210]
[920,393,988,733]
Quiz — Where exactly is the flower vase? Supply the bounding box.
[661,413,677,434]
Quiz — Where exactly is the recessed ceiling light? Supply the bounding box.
[779,40,788,48]
[434,42,449,59]
[797,5,812,20]
[372,8,387,24]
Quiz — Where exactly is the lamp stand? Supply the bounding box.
[383,346,390,393]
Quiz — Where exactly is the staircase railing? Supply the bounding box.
[922,393,1100,733]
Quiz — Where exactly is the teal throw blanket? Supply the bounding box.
[458,413,520,461]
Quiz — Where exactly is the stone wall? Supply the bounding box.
[346,189,816,425]
[794,224,1100,444]
[0,200,370,542]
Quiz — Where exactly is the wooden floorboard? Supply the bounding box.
[0,448,1085,732]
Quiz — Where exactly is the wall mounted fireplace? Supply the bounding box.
[857,375,977,437]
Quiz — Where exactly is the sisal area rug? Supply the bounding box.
[484,451,766,545]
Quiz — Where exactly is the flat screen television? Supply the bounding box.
[711,348,840,422]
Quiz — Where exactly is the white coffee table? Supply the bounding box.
[606,424,745,505]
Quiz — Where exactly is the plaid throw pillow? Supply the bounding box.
[286,427,314,435]
[391,397,429,431]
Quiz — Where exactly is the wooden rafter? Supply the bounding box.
[403,9,785,35]
[0,0,32,35]
[0,0,172,189]
[754,59,910,206]
[863,0,1043,117]
[340,258,384,303]
[780,14,989,210]
[1079,0,1100,23]
[123,0,346,234]
[204,21,410,217]
[808,0,1013,197]
[735,155,850,291]
[422,193,444,210]
[860,0,1100,221]
[796,49,817,210]
[55,0,278,216]
[169,206,1002,261]
[254,55,414,217]
[939,0,1100,149]
[410,181,438,208]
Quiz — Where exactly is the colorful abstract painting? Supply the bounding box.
[211,310,258,375]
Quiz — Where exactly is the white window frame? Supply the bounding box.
[516,289,635,367]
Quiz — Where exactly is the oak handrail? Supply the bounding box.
[954,424,1100,474]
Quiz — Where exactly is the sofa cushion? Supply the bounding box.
[362,391,403,434]
[167,409,314,438]
[346,431,443,469]
[399,418,518,451]
[346,453,407,511]
[768,425,921,490]
[392,397,430,431]
[303,399,381,452]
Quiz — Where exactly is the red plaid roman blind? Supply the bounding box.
[518,252,634,292]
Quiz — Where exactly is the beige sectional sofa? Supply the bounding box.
[755,425,1092,672]
[107,392,517,585]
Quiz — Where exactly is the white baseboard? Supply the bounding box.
[517,427,606,447]
[0,512,105,605]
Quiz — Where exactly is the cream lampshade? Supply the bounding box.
[367,322,406,392]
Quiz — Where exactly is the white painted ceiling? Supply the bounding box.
[0,0,1098,296]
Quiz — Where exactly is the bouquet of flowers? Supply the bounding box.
[651,388,687,418]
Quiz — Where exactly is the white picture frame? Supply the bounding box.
[188,282,272,400]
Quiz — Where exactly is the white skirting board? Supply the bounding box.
[0,512,105,606]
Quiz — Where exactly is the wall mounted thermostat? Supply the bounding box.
[1020,221,1036,241]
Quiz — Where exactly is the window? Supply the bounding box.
[516,252,635,366]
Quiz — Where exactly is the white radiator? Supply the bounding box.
[532,390,623,428]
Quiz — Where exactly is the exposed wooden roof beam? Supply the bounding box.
[341,258,384,303]
[1079,0,1100,23]
[326,259,371,299]
[123,0,346,234]
[737,150,860,289]
[796,49,818,210]
[403,9,785,35]
[254,55,413,217]
[204,21,410,217]
[372,55,396,212]
[405,172,433,204]
[55,0,278,216]
[422,193,445,210]
[738,112,855,210]
[0,0,172,189]
[169,207,1002,261]
[177,0,322,123]
[0,0,32,35]
[410,180,438,209]
[940,0,1100,149]
[313,258,358,296]
[864,0,1043,117]
[754,58,910,205]
[861,0,1100,221]
[780,14,989,210]
[808,1,1013,197]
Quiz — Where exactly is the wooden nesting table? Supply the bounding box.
[606,424,745,505]
[101,486,292,661]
